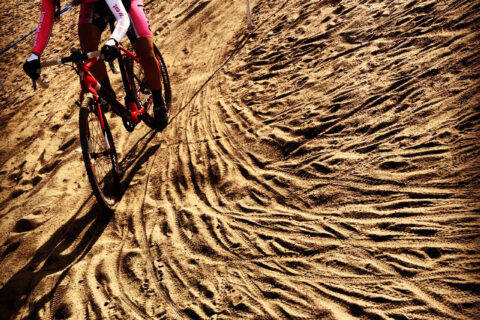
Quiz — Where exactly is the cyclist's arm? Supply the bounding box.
[105,0,130,45]
[32,0,56,57]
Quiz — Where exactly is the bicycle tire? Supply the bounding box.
[123,55,142,132]
[127,44,171,130]
[154,44,172,109]
[79,97,121,210]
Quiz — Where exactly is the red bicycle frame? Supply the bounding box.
[38,45,157,131]
[76,46,148,127]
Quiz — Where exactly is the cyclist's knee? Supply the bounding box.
[132,38,154,60]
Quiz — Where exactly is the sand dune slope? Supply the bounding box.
[0,0,479,319]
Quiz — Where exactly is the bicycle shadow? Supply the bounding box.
[0,201,112,318]
[0,129,161,319]
[116,129,160,198]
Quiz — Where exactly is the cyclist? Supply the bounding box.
[23,0,168,124]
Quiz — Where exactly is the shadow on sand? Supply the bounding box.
[0,129,161,319]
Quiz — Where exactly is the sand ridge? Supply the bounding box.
[0,0,479,319]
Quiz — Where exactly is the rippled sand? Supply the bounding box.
[0,0,479,319]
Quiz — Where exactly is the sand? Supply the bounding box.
[0,0,479,319]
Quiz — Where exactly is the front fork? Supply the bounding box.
[79,71,112,154]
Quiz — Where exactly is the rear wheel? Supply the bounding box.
[79,97,121,210]
[128,44,171,130]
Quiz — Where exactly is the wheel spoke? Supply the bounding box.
[81,103,119,208]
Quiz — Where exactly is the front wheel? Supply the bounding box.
[79,97,121,210]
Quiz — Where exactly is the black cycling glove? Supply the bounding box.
[23,53,41,81]
[101,39,119,62]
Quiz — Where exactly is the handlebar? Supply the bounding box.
[35,50,101,90]
[40,50,101,68]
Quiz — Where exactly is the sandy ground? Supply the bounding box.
[0,0,479,319]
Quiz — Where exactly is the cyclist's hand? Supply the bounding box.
[101,39,119,62]
[23,53,41,81]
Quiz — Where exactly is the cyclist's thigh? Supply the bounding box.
[78,23,108,79]
[79,1,111,36]
[78,23,103,52]
[127,0,153,40]
[131,37,155,59]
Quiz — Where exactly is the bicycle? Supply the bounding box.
[35,44,171,210]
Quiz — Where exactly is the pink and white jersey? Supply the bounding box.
[79,0,152,40]
[104,0,130,43]
[32,0,151,56]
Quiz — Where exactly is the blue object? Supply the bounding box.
[0,5,72,56]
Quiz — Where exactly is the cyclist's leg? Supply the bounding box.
[131,37,161,91]
[128,0,166,121]
[78,1,115,95]
[78,24,107,80]
[128,0,161,91]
